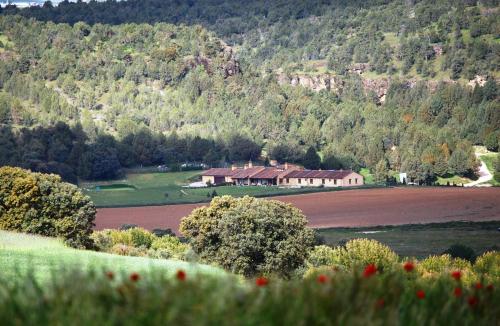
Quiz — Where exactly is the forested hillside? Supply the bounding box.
[0,0,498,183]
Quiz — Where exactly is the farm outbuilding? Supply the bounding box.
[201,163,363,187]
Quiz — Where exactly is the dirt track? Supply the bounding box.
[95,187,500,233]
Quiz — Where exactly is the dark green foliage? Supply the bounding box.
[0,166,96,248]
[302,146,321,170]
[442,244,477,263]
[180,196,314,277]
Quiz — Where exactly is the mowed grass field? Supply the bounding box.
[317,221,500,259]
[0,231,223,282]
[80,171,371,207]
[481,152,499,186]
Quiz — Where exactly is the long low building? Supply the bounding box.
[201,163,363,187]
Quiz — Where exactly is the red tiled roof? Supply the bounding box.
[251,167,283,179]
[201,168,236,177]
[282,170,355,179]
[231,166,266,179]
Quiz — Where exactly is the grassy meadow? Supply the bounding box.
[0,230,223,283]
[80,171,373,207]
[318,221,500,259]
[480,152,499,186]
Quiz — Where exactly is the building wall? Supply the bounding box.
[278,172,364,187]
[201,175,215,184]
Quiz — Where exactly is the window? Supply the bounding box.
[334,179,337,185]
[310,178,313,184]
[298,178,301,184]
[286,178,289,184]
[355,178,358,184]
[349,179,352,185]
[322,179,325,185]
[279,178,283,184]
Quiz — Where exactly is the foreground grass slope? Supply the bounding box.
[0,231,223,282]
[1,260,498,324]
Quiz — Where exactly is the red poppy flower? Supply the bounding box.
[486,284,494,291]
[176,270,186,281]
[130,272,140,282]
[403,261,415,272]
[255,276,269,287]
[474,282,482,290]
[451,271,461,281]
[317,274,328,284]
[416,290,425,299]
[468,296,478,307]
[454,287,462,297]
[375,298,385,309]
[105,271,114,280]
[363,264,377,278]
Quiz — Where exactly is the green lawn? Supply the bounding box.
[80,171,375,207]
[480,152,499,186]
[0,230,223,282]
[436,174,471,186]
[317,221,500,259]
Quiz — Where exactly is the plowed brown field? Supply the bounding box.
[95,187,500,233]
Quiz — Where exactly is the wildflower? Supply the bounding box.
[375,298,385,309]
[403,261,415,272]
[486,284,494,291]
[416,290,425,299]
[317,274,328,284]
[454,287,462,297]
[176,270,186,281]
[451,271,461,281]
[363,264,377,278]
[474,282,482,290]
[130,272,140,282]
[468,296,478,307]
[255,276,269,287]
[105,271,114,280]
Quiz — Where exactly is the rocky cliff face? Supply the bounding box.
[276,72,492,104]
[276,73,389,104]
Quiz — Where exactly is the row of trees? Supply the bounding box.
[0,123,261,182]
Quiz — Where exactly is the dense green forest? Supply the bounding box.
[0,0,498,183]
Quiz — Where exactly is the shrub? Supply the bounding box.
[129,227,155,248]
[152,228,175,237]
[110,244,146,257]
[180,196,314,277]
[120,224,138,231]
[307,245,342,268]
[108,229,133,246]
[0,167,96,248]
[333,239,399,271]
[418,254,476,283]
[442,244,476,262]
[150,235,189,259]
[90,230,114,252]
[474,251,500,280]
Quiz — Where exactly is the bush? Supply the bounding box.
[129,227,155,248]
[307,245,342,268]
[90,230,114,252]
[180,196,314,277]
[152,228,175,237]
[150,235,189,259]
[109,244,146,257]
[474,251,500,281]
[442,244,476,262]
[0,167,96,248]
[333,239,399,271]
[418,254,476,283]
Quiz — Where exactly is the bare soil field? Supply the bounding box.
[95,187,500,233]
